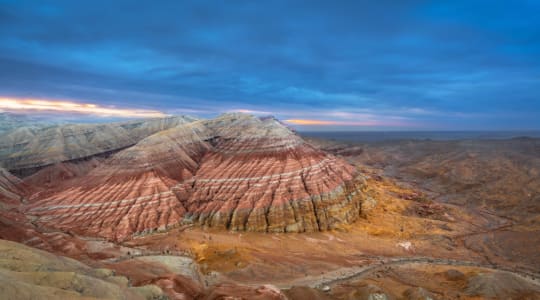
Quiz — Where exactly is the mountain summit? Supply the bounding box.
[1,114,366,241]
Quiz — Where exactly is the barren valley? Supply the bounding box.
[0,114,539,299]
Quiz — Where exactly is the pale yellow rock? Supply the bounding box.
[0,239,167,300]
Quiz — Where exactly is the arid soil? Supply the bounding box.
[307,137,540,272]
[0,118,539,299]
[113,169,540,299]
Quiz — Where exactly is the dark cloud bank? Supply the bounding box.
[0,0,539,130]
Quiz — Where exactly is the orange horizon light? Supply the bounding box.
[0,98,166,118]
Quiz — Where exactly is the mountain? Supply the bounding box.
[178,114,364,233]
[22,113,365,241]
[2,116,540,299]
[0,115,197,177]
[0,112,60,135]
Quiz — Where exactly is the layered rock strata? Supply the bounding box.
[0,168,62,252]
[176,115,364,232]
[0,167,31,229]
[0,115,196,176]
[0,167,28,205]
[22,114,365,240]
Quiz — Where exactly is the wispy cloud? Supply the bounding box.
[0,98,166,118]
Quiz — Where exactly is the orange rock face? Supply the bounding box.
[176,137,363,233]
[23,114,365,241]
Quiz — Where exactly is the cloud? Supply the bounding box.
[0,1,538,129]
[0,98,166,118]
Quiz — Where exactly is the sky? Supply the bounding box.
[0,0,539,131]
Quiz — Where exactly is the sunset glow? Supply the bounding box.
[0,98,166,118]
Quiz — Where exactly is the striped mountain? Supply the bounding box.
[17,114,366,241]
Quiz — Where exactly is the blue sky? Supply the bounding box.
[0,0,539,130]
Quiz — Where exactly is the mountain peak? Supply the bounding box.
[18,114,365,241]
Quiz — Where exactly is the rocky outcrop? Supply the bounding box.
[465,272,540,299]
[0,115,196,176]
[0,239,167,300]
[205,284,287,300]
[403,287,435,300]
[23,113,365,241]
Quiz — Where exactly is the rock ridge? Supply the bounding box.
[21,113,366,240]
[0,115,196,174]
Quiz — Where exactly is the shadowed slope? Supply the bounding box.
[0,116,197,176]
[0,167,28,205]
[0,167,31,233]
